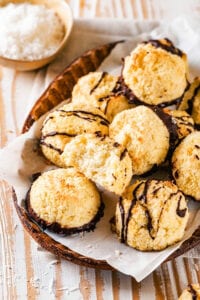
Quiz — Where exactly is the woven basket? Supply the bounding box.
[14,41,200,270]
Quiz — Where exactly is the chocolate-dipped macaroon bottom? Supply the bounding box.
[26,168,104,235]
[117,77,186,108]
[120,38,188,106]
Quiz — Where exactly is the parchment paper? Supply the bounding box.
[1,17,200,281]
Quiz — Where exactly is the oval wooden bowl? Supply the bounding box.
[14,41,200,270]
[0,0,73,71]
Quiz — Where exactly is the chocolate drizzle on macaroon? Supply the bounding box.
[143,38,183,57]
[40,109,110,154]
[119,180,154,243]
[90,72,108,94]
[178,81,200,129]
[176,195,187,218]
[40,139,63,154]
[120,149,128,161]
[171,114,194,136]
[42,131,77,138]
[40,131,77,154]
[96,76,129,116]
[94,131,107,141]
[178,82,200,115]
[188,284,197,300]
[56,109,110,126]
[117,180,187,245]
[151,106,178,157]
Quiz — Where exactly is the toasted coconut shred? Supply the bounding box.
[0,3,65,60]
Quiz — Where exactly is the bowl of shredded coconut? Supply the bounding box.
[0,0,73,71]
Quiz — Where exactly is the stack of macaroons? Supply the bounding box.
[27,38,200,252]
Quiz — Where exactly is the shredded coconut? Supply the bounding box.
[0,3,65,60]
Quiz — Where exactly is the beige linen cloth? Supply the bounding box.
[1,18,200,281]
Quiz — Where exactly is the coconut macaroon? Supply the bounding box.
[178,77,200,129]
[72,71,133,121]
[61,133,133,195]
[172,131,200,201]
[164,109,194,141]
[178,284,200,300]
[27,168,104,234]
[109,106,170,175]
[115,179,189,251]
[40,103,109,167]
[122,38,188,106]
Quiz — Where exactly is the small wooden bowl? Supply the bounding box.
[0,0,73,71]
